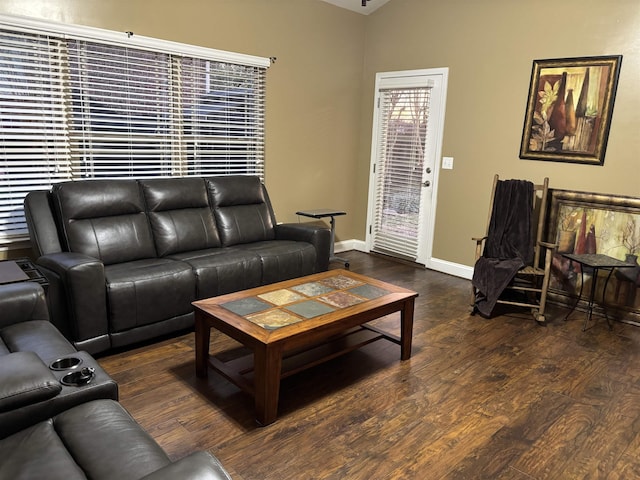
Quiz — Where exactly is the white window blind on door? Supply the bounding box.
[0,15,268,244]
[371,87,431,259]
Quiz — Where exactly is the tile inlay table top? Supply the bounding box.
[193,269,418,425]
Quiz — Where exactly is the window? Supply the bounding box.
[0,15,269,244]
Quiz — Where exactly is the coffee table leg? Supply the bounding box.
[400,298,415,360]
[253,344,283,426]
[195,311,210,378]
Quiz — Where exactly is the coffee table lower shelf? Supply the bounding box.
[203,325,398,397]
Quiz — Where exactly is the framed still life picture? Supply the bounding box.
[546,188,640,323]
[519,55,622,165]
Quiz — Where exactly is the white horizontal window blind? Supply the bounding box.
[178,58,265,177]
[371,87,431,259]
[0,16,268,243]
[0,29,70,241]
[68,41,175,178]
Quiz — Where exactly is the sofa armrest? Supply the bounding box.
[0,282,49,330]
[275,223,331,272]
[140,452,232,480]
[0,351,61,413]
[36,253,109,350]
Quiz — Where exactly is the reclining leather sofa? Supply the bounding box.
[0,282,118,438]
[0,281,231,479]
[24,175,331,354]
[2,399,231,480]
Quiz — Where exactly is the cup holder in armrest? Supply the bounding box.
[49,356,83,371]
[61,367,95,386]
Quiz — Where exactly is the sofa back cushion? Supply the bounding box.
[140,177,221,256]
[52,180,156,265]
[206,176,276,247]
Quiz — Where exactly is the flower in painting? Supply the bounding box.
[538,80,559,120]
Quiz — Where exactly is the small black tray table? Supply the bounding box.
[296,209,349,268]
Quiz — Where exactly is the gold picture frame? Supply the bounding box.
[547,189,640,325]
[520,55,622,165]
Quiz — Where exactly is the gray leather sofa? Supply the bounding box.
[25,175,331,354]
[0,281,231,479]
[1,399,231,480]
[0,282,118,438]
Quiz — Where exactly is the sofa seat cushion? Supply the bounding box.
[0,320,77,361]
[169,247,263,298]
[236,240,317,284]
[105,259,195,333]
[0,399,170,480]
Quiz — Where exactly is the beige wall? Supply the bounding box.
[2,0,639,269]
[362,0,640,267]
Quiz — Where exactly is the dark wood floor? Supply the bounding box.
[99,251,640,479]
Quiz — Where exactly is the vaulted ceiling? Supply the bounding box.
[318,0,391,15]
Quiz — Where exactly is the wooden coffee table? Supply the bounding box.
[193,269,418,425]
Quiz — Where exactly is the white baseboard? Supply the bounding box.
[334,239,366,253]
[427,257,473,280]
[334,239,473,280]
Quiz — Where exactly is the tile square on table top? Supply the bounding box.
[348,284,391,300]
[290,281,335,297]
[285,300,335,319]
[246,310,302,330]
[319,275,363,290]
[221,297,272,317]
[258,289,305,306]
[319,291,365,308]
